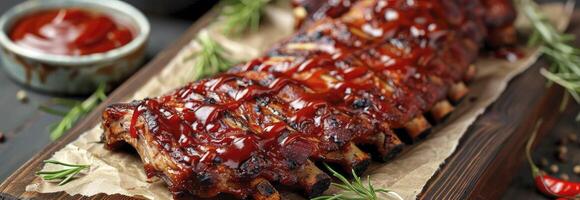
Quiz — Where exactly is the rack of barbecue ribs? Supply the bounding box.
[102,0,517,199]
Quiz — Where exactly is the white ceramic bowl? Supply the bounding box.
[0,0,150,94]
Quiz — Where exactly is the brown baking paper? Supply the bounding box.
[25,2,573,199]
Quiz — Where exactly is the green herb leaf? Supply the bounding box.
[525,119,544,177]
[221,0,270,35]
[41,83,107,140]
[311,163,403,200]
[517,0,580,119]
[38,105,69,117]
[184,32,234,82]
[52,98,83,108]
[36,160,89,186]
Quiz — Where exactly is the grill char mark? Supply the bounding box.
[101,0,518,198]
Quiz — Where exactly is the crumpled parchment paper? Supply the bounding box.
[25,2,573,200]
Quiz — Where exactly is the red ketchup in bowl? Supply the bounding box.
[10,8,134,56]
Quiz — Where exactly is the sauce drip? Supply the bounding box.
[126,0,487,172]
[10,8,134,56]
[109,0,518,198]
[493,47,524,62]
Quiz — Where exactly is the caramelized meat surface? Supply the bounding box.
[102,0,517,199]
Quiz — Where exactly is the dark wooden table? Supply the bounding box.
[0,1,577,200]
[501,103,580,200]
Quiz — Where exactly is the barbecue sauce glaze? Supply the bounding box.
[103,0,517,198]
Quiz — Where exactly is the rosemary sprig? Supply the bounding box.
[40,83,107,140]
[184,0,273,81]
[36,160,90,186]
[311,164,403,200]
[184,32,234,81]
[221,0,270,35]
[517,0,580,119]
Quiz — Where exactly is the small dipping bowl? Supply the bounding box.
[0,0,150,94]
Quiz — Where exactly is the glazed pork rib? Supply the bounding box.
[102,0,517,199]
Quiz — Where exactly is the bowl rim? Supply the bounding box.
[0,0,150,66]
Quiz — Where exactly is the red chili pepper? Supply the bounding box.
[526,120,580,199]
[535,175,580,198]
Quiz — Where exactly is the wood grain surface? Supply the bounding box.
[419,12,580,200]
[1,5,579,200]
[501,101,580,200]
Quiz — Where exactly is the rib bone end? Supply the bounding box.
[252,179,281,200]
[464,65,477,82]
[378,142,404,162]
[404,115,432,141]
[430,100,455,122]
[296,161,331,197]
[449,82,469,103]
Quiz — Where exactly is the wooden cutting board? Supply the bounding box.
[1,5,578,200]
